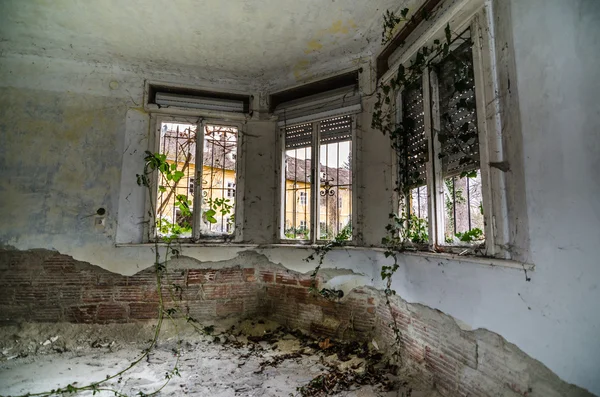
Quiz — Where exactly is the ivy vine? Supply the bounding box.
[306,11,479,366]
[4,152,220,397]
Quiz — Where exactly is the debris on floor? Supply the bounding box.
[0,320,440,396]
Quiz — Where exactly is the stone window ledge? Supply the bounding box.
[115,243,534,271]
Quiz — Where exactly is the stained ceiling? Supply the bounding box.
[0,0,417,89]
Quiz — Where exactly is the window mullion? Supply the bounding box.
[192,120,205,239]
[471,13,506,257]
[311,121,320,244]
[428,68,445,245]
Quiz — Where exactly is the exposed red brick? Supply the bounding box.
[216,268,244,283]
[260,270,275,283]
[298,277,315,288]
[114,286,144,302]
[82,286,114,303]
[66,305,98,323]
[187,269,216,285]
[202,284,229,299]
[184,300,216,319]
[229,283,258,298]
[97,304,128,323]
[14,287,48,303]
[266,285,286,298]
[30,306,63,322]
[97,273,128,286]
[286,286,310,304]
[243,268,256,282]
[276,271,298,285]
[129,303,158,319]
[310,296,336,309]
[126,270,157,286]
[0,271,31,286]
[216,300,244,317]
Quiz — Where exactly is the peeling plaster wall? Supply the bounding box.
[1,0,599,394]
[370,0,600,394]
[0,52,377,281]
[0,53,268,274]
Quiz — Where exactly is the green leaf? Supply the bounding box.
[400,8,409,18]
[460,170,478,179]
[158,185,167,193]
[171,163,177,171]
[205,209,217,224]
[173,170,185,183]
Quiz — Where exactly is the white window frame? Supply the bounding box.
[299,191,307,206]
[388,3,510,259]
[278,115,357,244]
[146,113,245,242]
[227,181,236,198]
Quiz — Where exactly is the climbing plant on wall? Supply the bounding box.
[2,153,219,397]
[305,8,479,365]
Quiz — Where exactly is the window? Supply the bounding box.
[227,182,236,198]
[299,191,307,206]
[282,115,354,242]
[395,24,496,254]
[153,117,239,239]
[299,220,307,230]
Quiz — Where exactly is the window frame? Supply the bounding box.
[278,115,357,245]
[146,113,245,243]
[389,6,510,259]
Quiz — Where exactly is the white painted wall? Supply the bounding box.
[1,0,599,394]
[375,0,600,394]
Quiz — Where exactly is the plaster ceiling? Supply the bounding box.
[0,0,417,89]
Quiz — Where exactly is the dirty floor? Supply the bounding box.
[0,320,440,397]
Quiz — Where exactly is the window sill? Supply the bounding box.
[114,243,533,271]
[395,249,534,271]
[115,242,259,249]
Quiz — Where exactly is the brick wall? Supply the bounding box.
[0,249,263,324]
[0,249,592,396]
[375,293,594,397]
[261,268,378,340]
[0,249,377,342]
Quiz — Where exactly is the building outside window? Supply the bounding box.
[282,115,353,241]
[153,118,239,239]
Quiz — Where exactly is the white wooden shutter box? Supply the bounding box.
[154,93,245,113]
[275,85,361,127]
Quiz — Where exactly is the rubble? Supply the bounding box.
[0,320,440,396]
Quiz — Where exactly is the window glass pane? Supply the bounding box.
[282,116,353,242]
[284,146,311,240]
[318,137,352,241]
[435,35,484,245]
[443,170,484,244]
[156,122,196,238]
[407,185,429,243]
[201,124,237,236]
[401,83,429,243]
